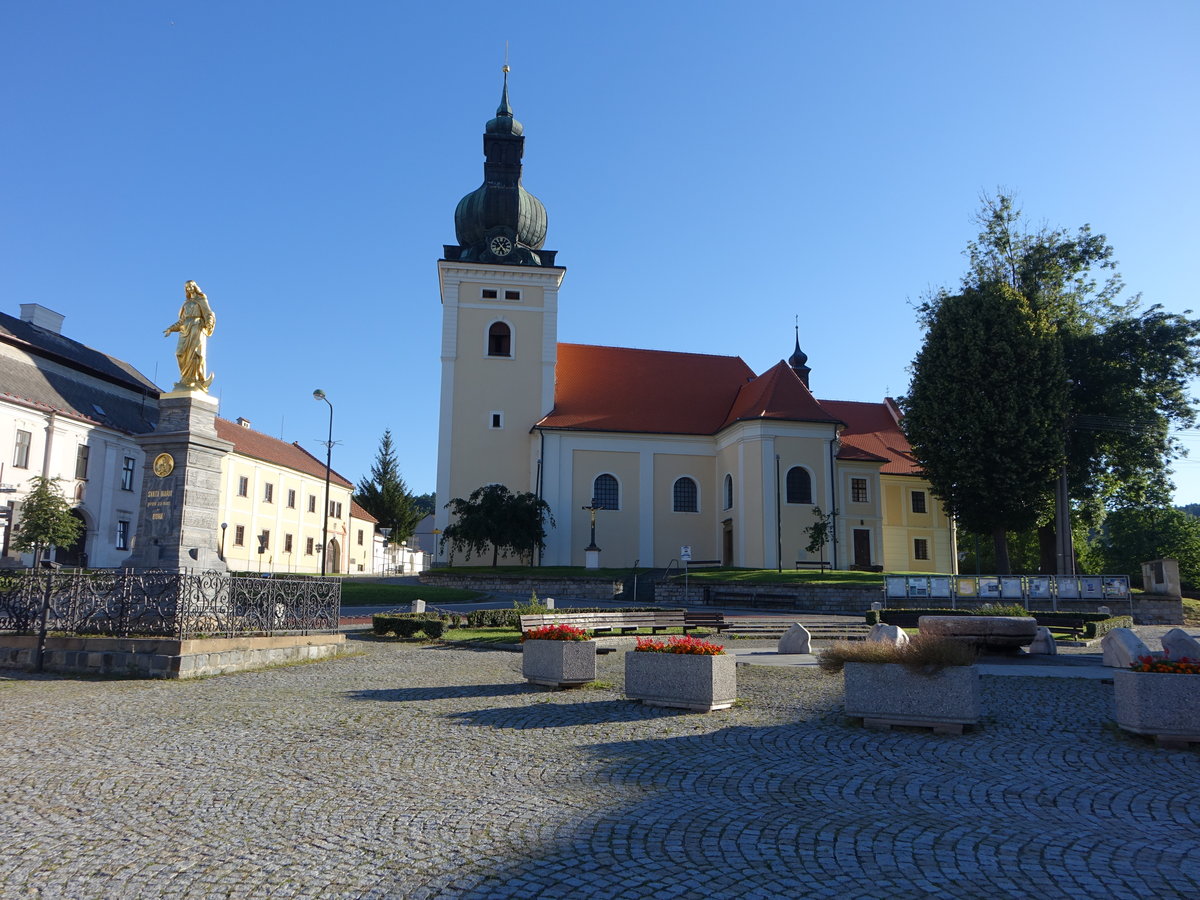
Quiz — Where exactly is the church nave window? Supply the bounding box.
[593,474,619,510]
[673,477,698,513]
[785,467,812,504]
[487,322,512,357]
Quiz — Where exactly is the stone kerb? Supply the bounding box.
[0,634,348,679]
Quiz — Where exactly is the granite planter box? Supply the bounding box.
[624,651,737,712]
[843,662,981,733]
[522,639,597,688]
[1113,669,1200,748]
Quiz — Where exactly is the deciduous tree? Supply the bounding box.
[442,484,555,567]
[903,282,1068,573]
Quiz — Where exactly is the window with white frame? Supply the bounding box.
[592,474,619,510]
[237,476,249,497]
[234,525,245,546]
[673,477,698,513]
[911,490,927,514]
[121,457,136,491]
[115,520,130,550]
[487,321,511,357]
[264,483,274,503]
[723,474,734,510]
[13,430,31,468]
[305,537,315,555]
[490,412,504,429]
[308,495,317,513]
[914,538,930,560]
[75,445,89,479]
[329,500,343,518]
[851,477,868,503]
[284,533,294,553]
[287,489,296,509]
[357,528,364,546]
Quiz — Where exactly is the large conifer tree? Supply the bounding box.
[354,430,422,543]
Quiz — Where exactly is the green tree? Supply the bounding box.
[412,493,436,517]
[442,484,555,566]
[960,193,1200,545]
[903,281,1068,573]
[804,506,836,560]
[11,476,84,672]
[353,429,423,543]
[11,476,83,563]
[1094,507,1200,589]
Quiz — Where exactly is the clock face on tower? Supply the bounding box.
[489,235,513,257]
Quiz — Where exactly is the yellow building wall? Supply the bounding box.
[777,435,833,567]
[880,474,953,572]
[218,453,352,574]
[739,442,765,568]
[448,300,545,499]
[570,449,640,567]
[653,453,715,564]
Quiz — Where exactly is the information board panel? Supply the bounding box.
[929,577,951,599]
[885,576,907,599]
[1027,576,1052,600]
[1000,576,1025,600]
[907,577,930,599]
[978,577,1002,600]
[1103,576,1130,598]
[1056,576,1081,599]
[955,577,978,598]
[1080,576,1103,599]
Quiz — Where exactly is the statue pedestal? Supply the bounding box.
[585,546,601,570]
[123,391,233,572]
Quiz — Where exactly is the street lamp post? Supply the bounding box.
[220,522,228,560]
[313,389,333,576]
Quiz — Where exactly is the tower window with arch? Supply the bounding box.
[723,474,734,510]
[673,477,698,513]
[786,467,812,504]
[487,321,511,357]
[592,474,619,510]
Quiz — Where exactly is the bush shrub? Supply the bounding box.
[420,619,446,639]
[394,618,422,638]
[818,632,976,676]
[973,603,1032,617]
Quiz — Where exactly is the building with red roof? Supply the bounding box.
[434,77,953,571]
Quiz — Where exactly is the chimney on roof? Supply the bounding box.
[237,417,252,429]
[19,303,65,334]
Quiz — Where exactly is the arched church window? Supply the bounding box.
[723,474,733,510]
[487,322,511,357]
[673,477,698,513]
[592,474,619,510]
[786,467,812,504]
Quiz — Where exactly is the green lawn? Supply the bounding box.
[341,583,486,606]
[1183,597,1200,627]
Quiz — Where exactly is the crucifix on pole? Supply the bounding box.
[581,498,605,569]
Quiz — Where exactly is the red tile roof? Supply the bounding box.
[215,418,354,488]
[819,399,921,475]
[538,344,756,434]
[537,344,923,476]
[723,361,843,428]
[350,500,378,524]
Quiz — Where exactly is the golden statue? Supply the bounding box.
[164,280,216,392]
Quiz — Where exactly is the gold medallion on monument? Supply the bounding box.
[153,453,175,478]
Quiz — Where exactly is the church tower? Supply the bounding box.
[434,70,565,554]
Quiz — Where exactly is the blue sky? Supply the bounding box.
[3,1,1199,503]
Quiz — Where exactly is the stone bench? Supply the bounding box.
[919,615,1037,649]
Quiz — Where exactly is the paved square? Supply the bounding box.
[0,637,1197,899]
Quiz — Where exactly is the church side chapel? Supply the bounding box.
[434,72,955,572]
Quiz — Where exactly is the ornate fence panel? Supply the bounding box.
[0,570,340,638]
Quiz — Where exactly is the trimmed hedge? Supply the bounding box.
[864,607,1132,638]
[372,612,462,639]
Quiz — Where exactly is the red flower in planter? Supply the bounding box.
[522,625,588,642]
[1130,654,1200,674]
[635,635,724,655]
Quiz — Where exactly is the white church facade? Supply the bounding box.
[434,76,956,573]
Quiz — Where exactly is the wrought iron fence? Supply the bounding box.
[0,569,340,638]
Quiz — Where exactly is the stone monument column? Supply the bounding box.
[122,391,232,571]
[122,280,232,572]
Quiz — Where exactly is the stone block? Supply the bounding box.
[522,639,597,687]
[777,624,812,654]
[624,651,736,712]
[1113,669,1200,740]
[919,615,1036,648]
[868,624,910,646]
[843,662,980,726]
[411,599,426,613]
[1161,628,1200,661]
[1102,628,1153,668]
[1028,626,1057,656]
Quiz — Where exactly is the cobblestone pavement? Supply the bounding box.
[1,637,1197,900]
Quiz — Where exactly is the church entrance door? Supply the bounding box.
[852,529,871,568]
[722,520,733,566]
